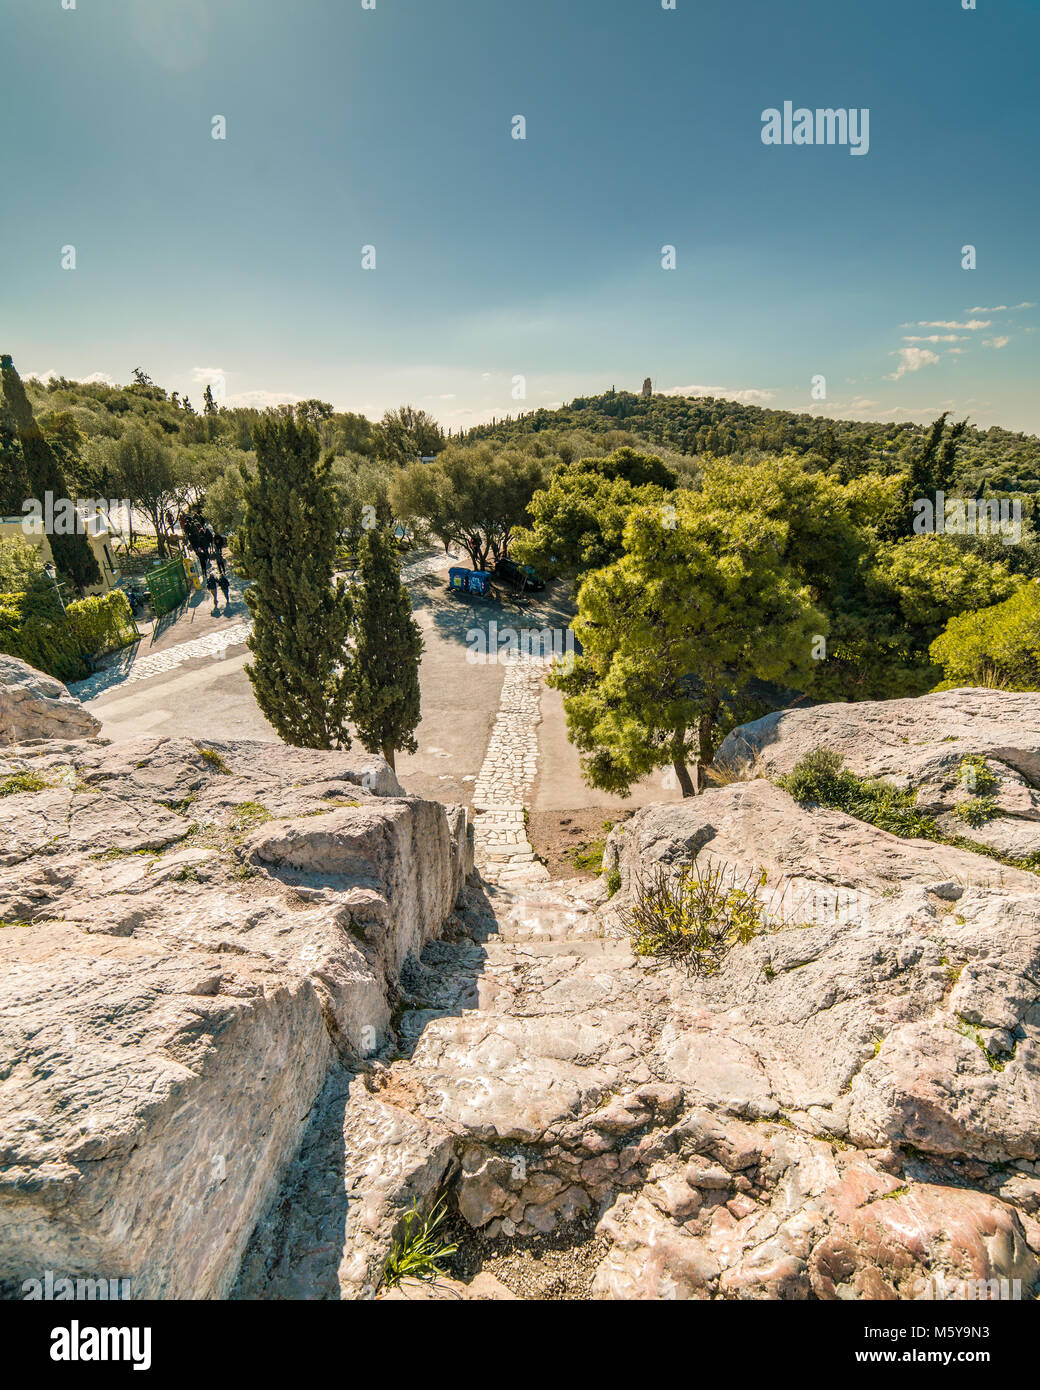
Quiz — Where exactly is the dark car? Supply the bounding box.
[494,558,545,592]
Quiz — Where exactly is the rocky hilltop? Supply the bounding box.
[2,658,1040,1301]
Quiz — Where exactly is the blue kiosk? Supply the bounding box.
[449,567,492,597]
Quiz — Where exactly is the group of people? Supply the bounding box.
[176,509,232,614]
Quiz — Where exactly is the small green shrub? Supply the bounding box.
[605,865,622,897]
[196,745,232,775]
[0,588,88,682]
[779,748,1038,877]
[230,800,271,832]
[65,590,138,659]
[382,1197,458,1289]
[567,837,606,874]
[0,575,135,680]
[957,754,998,797]
[0,770,50,796]
[776,748,858,808]
[954,796,1000,827]
[618,860,768,975]
[778,749,937,839]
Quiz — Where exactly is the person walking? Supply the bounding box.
[216,567,231,610]
[211,528,228,577]
[182,512,208,574]
[205,560,220,614]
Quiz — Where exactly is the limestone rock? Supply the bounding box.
[715,688,1040,858]
[9,680,1040,1302]
[0,654,100,745]
[379,1272,518,1300]
[810,1180,1039,1300]
[233,1075,455,1300]
[715,688,1040,786]
[0,737,470,1300]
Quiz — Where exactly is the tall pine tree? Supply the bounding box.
[239,410,353,748]
[0,355,100,590]
[349,527,423,770]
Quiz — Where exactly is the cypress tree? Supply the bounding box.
[239,410,353,748]
[0,396,30,517]
[0,355,101,589]
[349,527,423,770]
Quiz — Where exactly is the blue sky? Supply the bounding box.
[2,0,1038,433]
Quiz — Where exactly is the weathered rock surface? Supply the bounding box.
[346,769,1040,1300]
[379,1272,518,1300]
[233,1072,456,1300]
[0,734,471,1300]
[6,661,1040,1302]
[0,653,101,745]
[716,687,1040,859]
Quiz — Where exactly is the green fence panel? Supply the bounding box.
[147,559,189,617]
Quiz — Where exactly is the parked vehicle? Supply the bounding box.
[494,557,545,592]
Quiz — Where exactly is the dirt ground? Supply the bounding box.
[444,1210,610,1300]
[526,806,620,879]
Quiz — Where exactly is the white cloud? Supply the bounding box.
[191,365,226,383]
[219,388,301,408]
[874,404,944,419]
[903,334,965,343]
[917,319,990,330]
[983,336,1010,350]
[886,347,940,380]
[663,383,776,404]
[27,368,118,386]
[966,302,1033,314]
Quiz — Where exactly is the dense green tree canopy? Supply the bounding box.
[930,582,1040,691]
[551,490,824,797]
[511,463,669,577]
[391,443,545,570]
[373,405,445,466]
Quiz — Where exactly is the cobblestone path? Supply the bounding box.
[471,654,551,888]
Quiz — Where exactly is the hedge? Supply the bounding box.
[66,591,139,660]
[0,588,137,684]
[0,589,88,683]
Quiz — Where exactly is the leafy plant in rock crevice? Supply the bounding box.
[618,859,770,975]
[954,795,1000,828]
[381,1196,459,1289]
